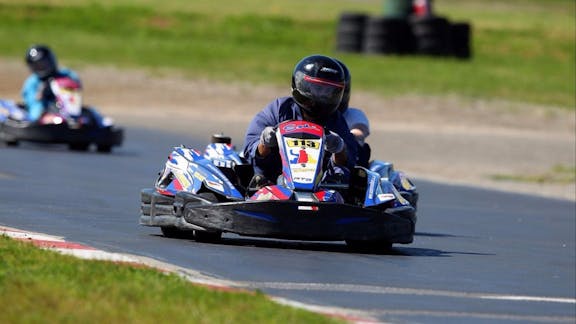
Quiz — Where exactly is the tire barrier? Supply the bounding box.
[410,16,450,56]
[363,17,414,55]
[449,22,472,59]
[335,12,472,59]
[336,13,369,53]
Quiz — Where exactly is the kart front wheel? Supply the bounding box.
[192,192,223,243]
[194,230,222,243]
[346,239,392,253]
[161,226,194,239]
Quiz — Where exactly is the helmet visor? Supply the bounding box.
[293,73,344,117]
[30,58,56,79]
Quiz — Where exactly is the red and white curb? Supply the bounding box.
[1,226,137,263]
[0,226,379,323]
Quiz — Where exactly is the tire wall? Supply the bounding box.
[336,13,369,53]
[335,11,472,59]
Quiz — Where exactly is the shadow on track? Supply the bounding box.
[0,142,140,157]
[151,234,492,257]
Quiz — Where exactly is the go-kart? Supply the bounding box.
[140,120,418,251]
[0,76,123,152]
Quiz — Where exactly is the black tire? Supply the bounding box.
[416,36,447,55]
[211,134,231,144]
[410,16,450,56]
[336,12,369,53]
[190,192,223,243]
[96,145,112,153]
[140,189,187,238]
[449,22,472,59]
[161,226,193,239]
[1,129,20,147]
[363,17,413,55]
[194,230,222,243]
[69,142,90,151]
[346,239,393,253]
[410,16,449,38]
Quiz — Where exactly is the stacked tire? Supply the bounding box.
[449,22,472,59]
[336,13,368,53]
[363,17,413,55]
[335,11,472,59]
[410,16,450,56]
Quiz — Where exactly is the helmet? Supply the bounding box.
[25,45,58,80]
[291,55,345,121]
[333,58,351,113]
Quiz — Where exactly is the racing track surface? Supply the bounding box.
[0,127,574,323]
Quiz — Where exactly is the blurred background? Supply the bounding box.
[0,0,574,198]
[0,0,573,107]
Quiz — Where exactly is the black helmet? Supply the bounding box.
[291,55,345,120]
[25,45,58,80]
[333,58,351,113]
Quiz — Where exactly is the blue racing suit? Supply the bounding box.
[21,68,80,121]
[243,96,359,182]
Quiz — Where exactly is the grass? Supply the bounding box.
[0,1,572,320]
[0,235,341,323]
[491,164,576,184]
[0,0,574,108]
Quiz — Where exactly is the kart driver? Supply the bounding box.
[21,44,81,122]
[333,58,371,167]
[243,54,359,188]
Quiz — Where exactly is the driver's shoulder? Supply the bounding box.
[57,68,80,81]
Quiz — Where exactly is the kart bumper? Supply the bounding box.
[0,120,123,146]
[173,191,416,244]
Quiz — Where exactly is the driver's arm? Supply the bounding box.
[21,76,45,121]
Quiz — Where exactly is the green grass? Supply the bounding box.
[491,164,576,184]
[0,235,341,323]
[0,0,573,108]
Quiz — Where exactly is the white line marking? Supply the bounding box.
[235,282,576,304]
[368,309,575,323]
[271,296,380,324]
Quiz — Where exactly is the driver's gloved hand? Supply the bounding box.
[325,131,345,154]
[259,126,277,148]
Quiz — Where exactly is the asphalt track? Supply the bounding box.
[0,127,574,323]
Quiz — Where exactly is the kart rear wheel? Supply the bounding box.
[96,145,112,153]
[69,142,90,151]
[346,239,393,253]
[5,140,19,147]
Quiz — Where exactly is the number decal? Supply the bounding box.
[287,139,319,149]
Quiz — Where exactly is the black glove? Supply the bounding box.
[325,131,344,154]
[259,126,277,148]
